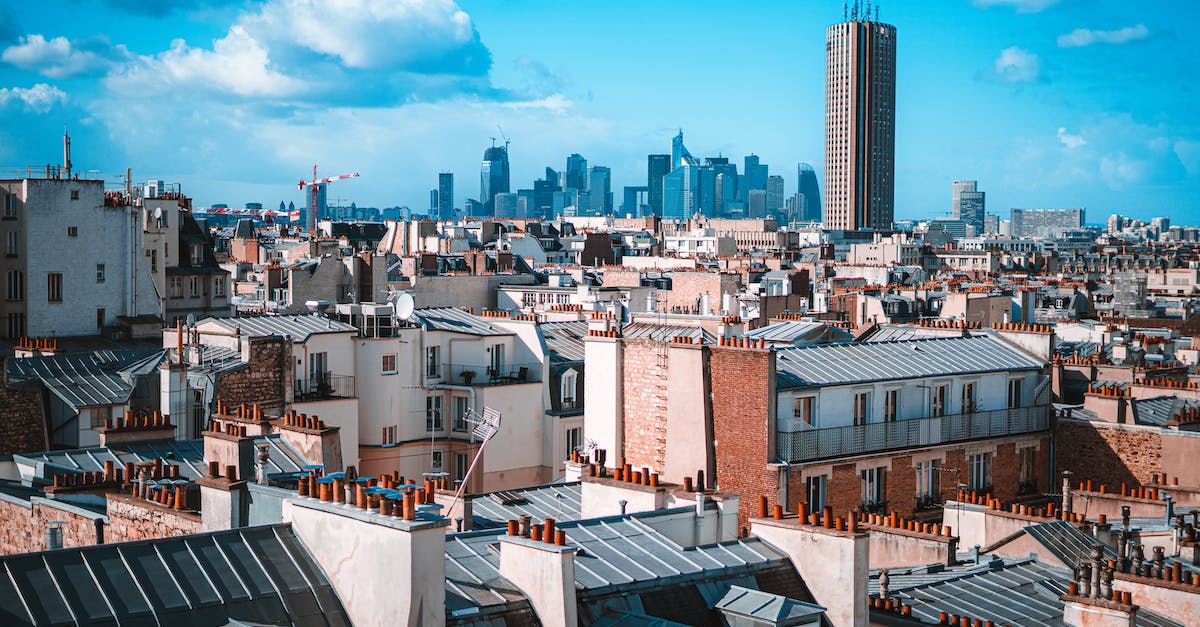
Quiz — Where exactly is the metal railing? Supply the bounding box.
[294,373,356,401]
[438,362,541,386]
[776,404,1049,463]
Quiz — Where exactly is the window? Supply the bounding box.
[1018,446,1037,492]
[1007,378,1023,409]
[5,312,26,339]
[806,475,827,511]
[47,272,63,302]
[425,346,440,377]
[566,427,583,458]
[853,391,871,426]
[453,397,469,431]
[793,396,814,427]
[191,244,203,266]
[861,467,887,509]
[169,276,183,298]
[189,276,199,296]
[561,370,578,408]
[2,193,14,218]
[426,395,443,431]
[884,389,899,422]
[931,385,947,417]
[5,232,16,255]
[67,226,78,237]
[85,408,106,430]
[490,344,506,377]
[5,270,23,301]
[147,249,158,273]
[915,460,940,505]
[962,382,976,413]
[454,453,469,484]
[70,190,79,200]
[431,451,444,471]
[214,277,225,296]
[381,354,397,375]
[95,263,105,283]
[382,426,396,445]
[96,308,105,330]
[968,452,992,492]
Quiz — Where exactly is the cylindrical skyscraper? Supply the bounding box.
[824,8,896,231]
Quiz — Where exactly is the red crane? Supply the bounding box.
[298,165,360,236]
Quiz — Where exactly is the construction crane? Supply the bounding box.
[496,124,510,152]
[298,165,359,236]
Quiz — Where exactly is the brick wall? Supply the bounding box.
[709,346,777,530]
[0,384,47,456]
[602,268,642,288]
[216,336,290,411]
[105,495,202,542]
[1056,419,1160,488]
[663,272,741,314]
[621,339,669,472]
[0,497,99,555]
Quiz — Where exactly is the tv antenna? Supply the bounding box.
[447,406,503,511]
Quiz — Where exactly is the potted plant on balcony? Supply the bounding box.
[460,370,476,385]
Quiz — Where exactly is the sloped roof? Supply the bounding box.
[746,320,853,345]
[200,315,357,342]
[621,323,714,344]
[6,350,161,410]
[715,585,825,624]
[540,321,588,362]
[415,308,512,336]
[469,482,582,530]
[775,335,1044,389]
[0,524,349,627]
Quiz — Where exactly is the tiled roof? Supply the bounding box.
[200,315,357,342]
[775,335,1044,389]
[0,524,348,627]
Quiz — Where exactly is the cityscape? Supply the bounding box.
[1,1,1198,627]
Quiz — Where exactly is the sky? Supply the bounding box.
[0,0,1197,224]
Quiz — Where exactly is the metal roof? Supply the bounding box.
[540,321,588,362]
[1133,395,1200,426]
[1019,520,1199,581]
[746,321,853,345]
[862,325,977,343]
[870,556,1180,627]
[621,322,714,344]
[15,436,308,482]
[200,314,358,342]
[6,350,161,410]
[775,335,1044,389]
[0,524,349,627]
[469,482,582,530]
[714,585,825,624]
[415,308,512,336]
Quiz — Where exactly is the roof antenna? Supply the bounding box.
[865,1,872,21]
[852,1,859,21]
[842,2,848,21]
[875,4,880,21]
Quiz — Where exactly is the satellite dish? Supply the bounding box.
[185,313,197,327]
[394,292,415,321]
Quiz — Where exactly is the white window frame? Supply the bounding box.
[381,353,397,375]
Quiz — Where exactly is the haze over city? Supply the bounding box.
[1,0,1196,222]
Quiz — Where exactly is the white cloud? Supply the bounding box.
[974,0,1060,13]
[2,34,129,79]
[994,47,1040,83]
[106,26,306,98]
[0,83,67,112]
[1057,127,1086,149]
[1057,25,1149,48]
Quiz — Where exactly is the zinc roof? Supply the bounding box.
[775,335,1044,389]
[621,323,714,344]
[7,350,162,410]
[200,314,357,342]
[469,482,582,530]
[746,320,853,345]
[540,321,588,362]
[415,308,512,336]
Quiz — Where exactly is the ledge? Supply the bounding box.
[499,535,577,553]
[286,495,449,532]
[750,515,868,539]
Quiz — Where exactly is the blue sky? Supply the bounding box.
[0,0,1196,224]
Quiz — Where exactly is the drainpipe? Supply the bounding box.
[694,491,705,546]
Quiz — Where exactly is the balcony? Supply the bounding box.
[294,373,356,402]
[439,362,541,387]
[776,404,1049,463]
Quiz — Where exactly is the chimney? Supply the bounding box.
[499,527,577,626]
[283,493,448,626]
[751,512,869,627]
[98,411,177,447]
[197,462,248,531]
[583,325,624,470]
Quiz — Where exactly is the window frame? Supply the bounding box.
[47,272,63,303]
[425,395,443,431]
[381,353,398,375]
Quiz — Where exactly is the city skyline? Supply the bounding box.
[0,1,1196,223]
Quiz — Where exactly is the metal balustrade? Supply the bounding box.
[776,404,1049,462]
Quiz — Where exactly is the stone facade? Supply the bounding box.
[0,380,47,456]
[621,339,669,472]
[1056,418,1162,488]
[105,494,202,542]
[0,497,99,555]
[216,336,291,412]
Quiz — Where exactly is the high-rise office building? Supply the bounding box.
[1010,208,1085,238]
[766,175,785,213]
[480,144,510,216]
[647,154,671,216]
[671,131,697,170]
[951,180,985,235]
[622,186,648,216]
[824,8,896,231]
[565,154,588,191]
[663,163,698,221]
[493,192,519,218]
[747,189,767,219]
[532,167,560,219]
[429,189,439,215]
[797,163,822,222]
[437,172,454,220]
[587,165,612,214]
[741,155,768,204]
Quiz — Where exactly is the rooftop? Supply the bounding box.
[415,308,513,336]
[199,315,358,343]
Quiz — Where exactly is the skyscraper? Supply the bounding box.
[565,154,588,191]
[741,155,768,204]
[587,165,612,214]
[438,172,454,220]
[671,131,697,170]
[766,175,785,213]
[797,163,822,222]
[951,180,985,235]
[824,8,896,231]
[647,154,671,216]
[480,144,510,216]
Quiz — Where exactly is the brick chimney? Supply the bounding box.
[498,523,577,626]
[283,492,448,626]
[274,409,344,471]
[750,512,869,627]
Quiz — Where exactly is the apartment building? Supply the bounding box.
[0,176,158,338]
[142,194,232,325]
